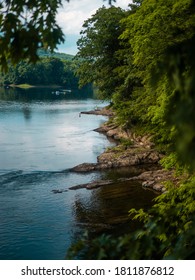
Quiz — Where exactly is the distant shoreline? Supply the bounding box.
[8,84,62,89]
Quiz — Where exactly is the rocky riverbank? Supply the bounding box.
[68,169,180,193]
[70,107,180,193]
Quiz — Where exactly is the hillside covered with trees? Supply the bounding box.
[0,50,81,88]
[68,0,195,259]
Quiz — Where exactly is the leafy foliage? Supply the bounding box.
[0,0,67,72]
[123,0,195,168]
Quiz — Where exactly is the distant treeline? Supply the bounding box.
[0,50,81,89]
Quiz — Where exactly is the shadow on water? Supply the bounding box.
[71,165,159,245]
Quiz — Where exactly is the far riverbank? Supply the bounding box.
[6,84,63,89]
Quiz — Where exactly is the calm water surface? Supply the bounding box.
[0,87,157,259]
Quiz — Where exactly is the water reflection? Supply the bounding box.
[72,167,158,237]
[22,106,32,121]
[0,86,95,123]
[0,86,94,103]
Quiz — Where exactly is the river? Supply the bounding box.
[0,87,157,259]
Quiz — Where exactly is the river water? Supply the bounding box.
[0,87,157,260]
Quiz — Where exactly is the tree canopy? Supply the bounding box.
[75,6,127,99]
[0,57,79,87]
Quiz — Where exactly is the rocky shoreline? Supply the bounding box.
[69,107,180,193]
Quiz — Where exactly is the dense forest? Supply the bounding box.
[0,50,81,88]
[67,0,195,259]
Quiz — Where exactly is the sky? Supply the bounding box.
[56,0,131,55]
